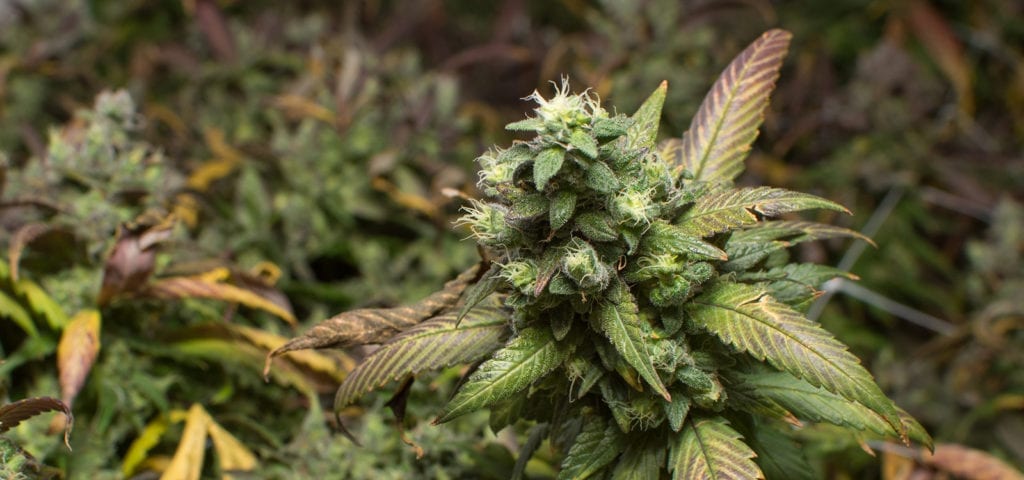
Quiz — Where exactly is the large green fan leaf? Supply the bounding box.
[333,302,510,411]
[671,29,792,183]
[677,187,848,238]
[558,415,625,480]
[687,282,902,434]
[435,325,572,423]
[271,263,483,358]
[670,416,762,480]
[593,281,671,401]
[626,80,668,150]
[734,370,930,446]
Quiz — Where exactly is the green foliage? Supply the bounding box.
[288,29,928,479]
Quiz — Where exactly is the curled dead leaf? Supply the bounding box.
[0,397,73,449]
[8,222,52,282]
[99,215,175,305]
[266,262,485,368]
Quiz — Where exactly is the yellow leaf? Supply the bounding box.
[145,273,296,325]
[207,419,258,479]
[161,404,211,480]
[187,128,244,192]
[57,310,101,407]
[229,325,353,382]
[122,416,170,478]
[14,279,68,329]
[272,94,336,124]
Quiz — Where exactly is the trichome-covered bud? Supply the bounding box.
[561,238,611,292]
[610,187,658,227]
[500,260,539,296]
[457,200,517,247]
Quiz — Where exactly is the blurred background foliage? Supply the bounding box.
[0,0,1021,478]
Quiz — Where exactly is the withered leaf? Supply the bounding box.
[268,262,484,360]
[57,309,102,409]
[924,444,1024,480]
[0,396,73,449]
[144,270,296,325]
[99,215,175,305]
[8,222,52,282]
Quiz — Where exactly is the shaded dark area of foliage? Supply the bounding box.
[1,0,1021,478]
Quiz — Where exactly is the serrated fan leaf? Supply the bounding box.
[739,263,857,307]
[456,264,503,325]
[642,221,728,261]
[434,325,571,423]
[723,222,871,273]
[627,80,668,150]
[0,397,73,448]
[672,29,791,183]
[688,282,903,435]
[334,303,510,410]
[734,370,923,445]
[727,220,871,245]
[746,426,814,480]
[271,264,482,359]
[677,188,849,238]
[670,416,762,480]
[558,416,625,480]
[593,282,671,401]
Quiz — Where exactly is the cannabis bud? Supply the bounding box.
[287,29,929,480]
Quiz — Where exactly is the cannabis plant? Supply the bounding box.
[274,30,930,478]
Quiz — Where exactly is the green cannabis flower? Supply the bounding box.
[286,29,931,480]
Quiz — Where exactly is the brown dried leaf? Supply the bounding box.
[267,262,484,359]
[924,444,1024,480]
[99,216,175,305]
[57,309,101,408]
[0,397,73,449]
[8,222,51,282]
[144,268,296,325]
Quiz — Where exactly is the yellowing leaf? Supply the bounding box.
[14,279,68,329]
[187,127,244,192]
[670,416,762,480]
[272,93,336,124]
[160,404,258,480]
[673,29,792,183]
[123,417,169,478]
[270,263,483,360]
[57,309,102,408]
[161,404,211,480]
[145,272,296,325]
[225,325,354,382]
[208,419,258,478]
